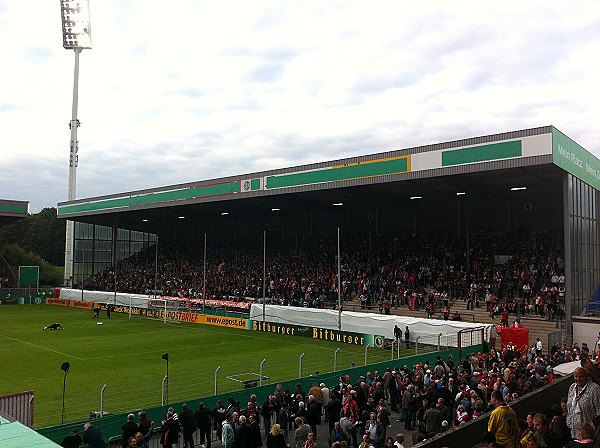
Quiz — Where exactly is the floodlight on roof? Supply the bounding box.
[221,212,229,216]
[510,187,527,191]
[456,192,466,196]
[60,0,92,49]
[333,203,343,206]
[178,216,185,219]
[271,208,280,212]
[410,196,422,200]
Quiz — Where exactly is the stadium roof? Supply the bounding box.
[0,414,60,447]
[56,125,599,233]
[0,200,28,227]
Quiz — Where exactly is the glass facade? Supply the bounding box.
[565,173,600,337]
[73,222,156,286]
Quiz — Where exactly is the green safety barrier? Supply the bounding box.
[37,344,482,444]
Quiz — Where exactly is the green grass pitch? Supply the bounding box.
[0,305,410,428]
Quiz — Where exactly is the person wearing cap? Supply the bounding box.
[121,413,138,448]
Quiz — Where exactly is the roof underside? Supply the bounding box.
[68,161,564,233]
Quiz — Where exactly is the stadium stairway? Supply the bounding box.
[343,296,565,353]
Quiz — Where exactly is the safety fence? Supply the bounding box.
[37,344,483,445]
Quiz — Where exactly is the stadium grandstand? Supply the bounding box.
[56,125,600,345]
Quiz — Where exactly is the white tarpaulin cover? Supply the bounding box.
[250,304,493,347]
[551,360,579,377]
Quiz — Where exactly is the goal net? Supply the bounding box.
[139,297,190,323]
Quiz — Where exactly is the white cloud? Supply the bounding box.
[1,0,600,212]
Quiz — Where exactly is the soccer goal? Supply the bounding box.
[138,297,187,324]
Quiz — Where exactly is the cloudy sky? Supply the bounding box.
[1,1,600,213]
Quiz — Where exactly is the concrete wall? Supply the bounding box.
[573,316,600,349]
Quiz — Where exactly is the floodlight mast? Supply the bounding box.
[60,0,92,287]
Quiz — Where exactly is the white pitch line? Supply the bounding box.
[0,334,84,360]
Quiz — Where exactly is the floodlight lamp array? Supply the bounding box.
[60,0,92,49]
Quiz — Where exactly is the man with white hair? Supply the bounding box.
[121,413,138,448]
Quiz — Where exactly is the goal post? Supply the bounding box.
[145,297,190,324]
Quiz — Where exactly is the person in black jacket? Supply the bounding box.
[60,428,82,448]
[196,402,213,448]
[83,422,105,448]
[249,414,263,448]
[160,411,180,448]
[233,415,256,448]
[179,403,197,448]
[121,413,138,448]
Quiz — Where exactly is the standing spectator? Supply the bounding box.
[532,413,561,448]
[267,424,287,448]
[306,395,321,438]
[566,368,600,439]
[261,395,275,438]
[393,433,405,448]
[535,338,543,356]
[137,411,153,437]
[294,417,310,448]
[60,428,82,448]
[249,414,263,448]
[213,400,228,441]
[222,413,235,448]
[233,415,255,448]
[329,421,349,446]
[121,413,138,448]
[179,403,197,448]
[82,423,105,448]
[196,402,213,448]
[423,399,442,437]
[366,411,384,448]
[160,410,180,448]
[404,327,410,348]
[549,404,569,447]
[487,390,518,448]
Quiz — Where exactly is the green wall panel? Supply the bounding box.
[58,181,241,215]
[266,157,409,189]
[442,141,522,167]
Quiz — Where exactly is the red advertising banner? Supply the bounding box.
[497,326,529,352]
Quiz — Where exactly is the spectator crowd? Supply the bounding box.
[61,337,600,448]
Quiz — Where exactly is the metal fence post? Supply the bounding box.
[215,366,221,395]
[100,384,106,417]
[364,345,368,366]
[299,353,305,378]
[415,336,420,356]
[260,359,266,386]
[334,348,340,372]
[161,375,168,406]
